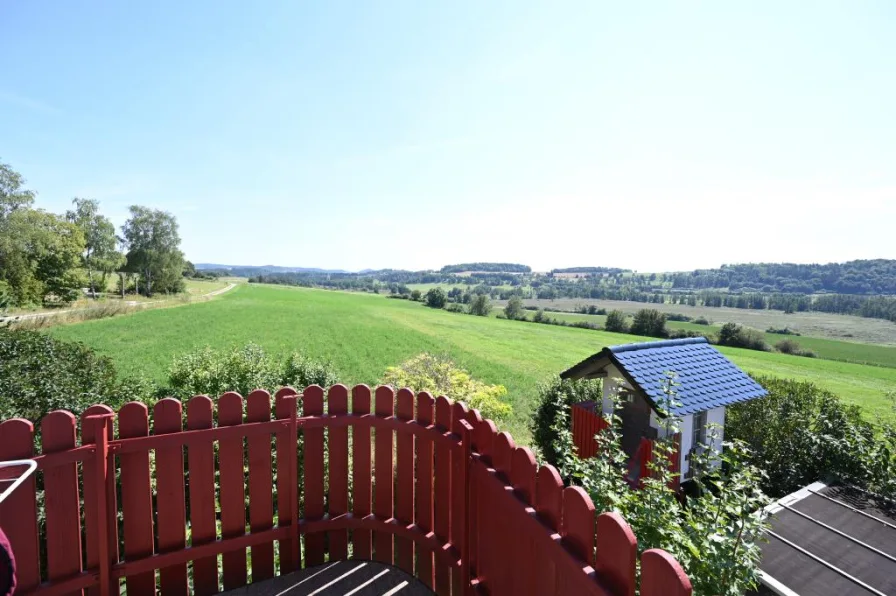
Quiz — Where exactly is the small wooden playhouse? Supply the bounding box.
[561,337,767,482]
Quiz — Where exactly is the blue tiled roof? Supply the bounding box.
[608,338,767,415]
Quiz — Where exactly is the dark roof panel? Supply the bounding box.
[607,338,766,415]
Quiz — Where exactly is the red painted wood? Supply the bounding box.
[463,408,483,585]
[394,388,415,575]
[373,386,395,565]
[640,549,693,596]
[510,447,537,505]
[42,411,83,596]
[638,438,654,487]
[80,406,117,596]
[218,392,247,590]
[595,512,637,596]
[414,391,435,589]
[572,402,607,459]
[0,419,40,592]
[534,466,562,596]
[351,385,373,560]
[274,388,299,573]
[450,402,469,595]
[153,398,189,596]
[303,385,326,567]
[433,395,453,594]
[492,432,514,480]
[327,385,350,561]
[186,396,219,595]
[476,419,497,465]
[247,390,275,581]
[561,486,596,565]
[117,402,156,596]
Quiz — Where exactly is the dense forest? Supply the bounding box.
[439,262,531,273]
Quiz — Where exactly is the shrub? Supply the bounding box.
[774,338,801,354]
[604,309,628,333]
[424,288,447,308]
[530,377,602,467]
[716,322,769,351]
[0,328,152,421]
[665,313,692,322]
[727,376,896,499]
[468,294,492,316]
[504,296,525,320]
[444,303,464,313]
[693,316,711,325]
[767,326,800,336]
[168,343,337,398]
[629,309,668,338]
[532,308,546,323]
[382,353,512,420]
[410,289,422,301]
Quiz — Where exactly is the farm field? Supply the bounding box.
[493,297,896,346]
[525,310,896,369]
[50,284,896,441]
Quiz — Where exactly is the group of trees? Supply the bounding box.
[0,160,187,307]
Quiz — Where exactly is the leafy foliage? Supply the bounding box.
[716,322,770,351]
[167,343,337,398]
[424,287,447,308]
[66,198,123,298]
[382,353,512,420]
[468,293,492,316]
[629,308,668,338]
[530,377,602,467]
[0,328,152,421]
[440,262,531,273]
[503,296,525,320]
[122,206,186,296]
[550,376,770,595]
[604,309,628,333]
[726,376,896,499]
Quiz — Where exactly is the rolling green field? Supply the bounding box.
[50,284,896,441]
[532,310,896,368]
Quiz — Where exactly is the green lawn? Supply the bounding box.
[50,284,896,441]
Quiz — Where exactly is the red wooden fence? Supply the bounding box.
[0,385,691,596]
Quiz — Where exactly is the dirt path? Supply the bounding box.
[0,283,237,323]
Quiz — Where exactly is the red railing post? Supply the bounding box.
[458,419,474,596]
[89,414,114,596]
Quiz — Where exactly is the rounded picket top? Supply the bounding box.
[303,384,325,408]
[40,410,78,452]
[247,390,273,422]
[275,386,299,399]
[80,405,114,443]
[328,384,350,415]
[374,385,394,416]
[536,464,563,530]
[561,486,596,565]
[0,418,35,458]
[493,432,515,477]
[451,401,469,433]
[640,549,692,596]
[153,398,184,434]
[464,409,484,452]
[510,447,537,506]
[595,512,637,596]
[396,388,415,420]
[351,384,372,415]
[416,391,435,424]
[476,418,498,461]
[217,392,244,425]
[187,395,215,428]
[434,395,453,430]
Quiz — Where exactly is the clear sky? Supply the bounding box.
[2,1,894,272]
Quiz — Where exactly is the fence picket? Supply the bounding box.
[394,388,415,575]
[534,465,563,595]
[450,401,469,595]
[118,402,156,596]
[186,396,219,596]
[218,392,247,590]
[0,419,40,592]
[414,391,435,589]
[303,385,326,567]
[327,385,350,561]
[641,549,692,596]
[433,396,454,594]
[373,386,395,565]
[154,399,189,596]
[80,405,117,596]
[493,432,514,480]
[274,388,299,573]
[247,390,275,581]
[351,385,373,560]
[595,512,637,596]
[510,447,538,596]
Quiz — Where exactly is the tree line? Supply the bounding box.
[0,159,188,308]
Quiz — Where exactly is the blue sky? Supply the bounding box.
[2,1,894,272]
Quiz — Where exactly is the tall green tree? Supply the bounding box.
[66,198,120,298]
[0,160,36,220]
[121,206,185,296]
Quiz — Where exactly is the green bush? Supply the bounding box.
[382,353,512,420]
[168,343,337,398]
[530,377,602,467]
[0,328,152,421]
[716,322,769,351]
[629,308,668,337]
[504,296,524,320]
[468,294,491,316]
[424,288,447,308]
[693,316,711,325]
[604,309,628,333]
[727,376,896,499]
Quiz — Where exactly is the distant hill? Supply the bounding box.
[440,262,531,274]
[195,264,349,275]
[552,266,631,274]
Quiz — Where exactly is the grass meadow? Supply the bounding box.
[50,284,896,441]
